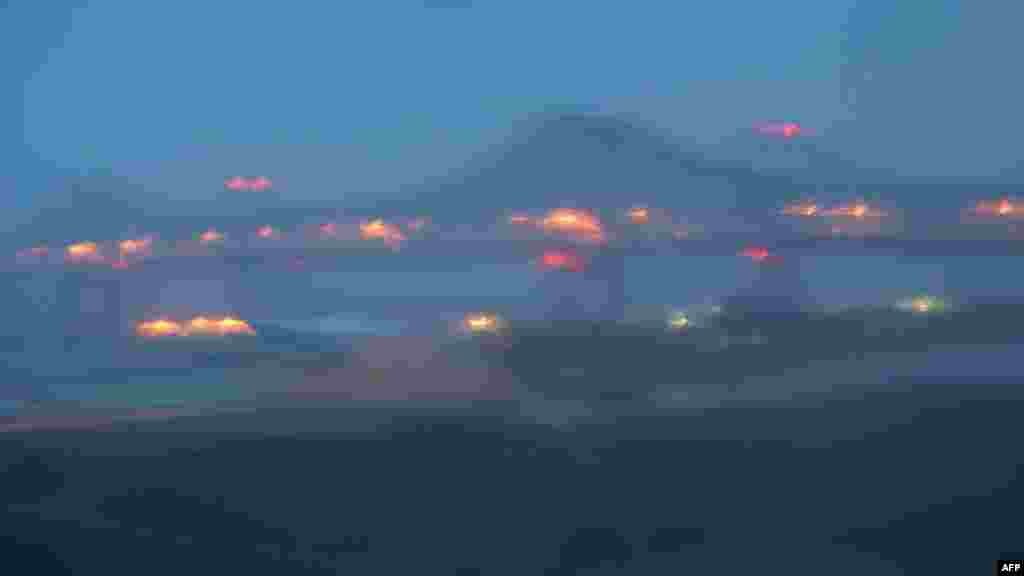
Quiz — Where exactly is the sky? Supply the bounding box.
[835,2,1024,179]
[4,0,1022,211]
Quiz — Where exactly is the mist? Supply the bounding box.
[8,0,1020,223]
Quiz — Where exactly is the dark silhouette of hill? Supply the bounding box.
[13,112,811,240]
[1,377,1020,574]
[710,128,860,191]
[724,256,816,316]
[13,169,152,244]
[378,112,809,223]
[3,305,1024,572]
[708,126,1022,216]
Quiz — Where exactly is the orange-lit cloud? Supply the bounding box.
[627,206,650,224]
[740,246,773,263]
[754,122,807,138]
[185,315,256,336]
[136,315,256,339]
[248,176,272,192]
[318,222,338,237]
[360,219,406,248]
[119,236,153,256]
[462,313,504,334]
[65,241,103,264]
[781,201,819,217]
[256,225,280,240]
[225,176,273,192]
[199,229,224,244]
[824,202,885,219]
[136,319,184,338]
[539,249,586,272]
[972,198,1018,218]
[225,176,246,191]
[539,209,605,242]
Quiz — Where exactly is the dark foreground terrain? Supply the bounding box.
[2,308,1024,574]
[2,379,1022,575]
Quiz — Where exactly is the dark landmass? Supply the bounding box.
[2,304,1023,574]
[1,382,1020,575]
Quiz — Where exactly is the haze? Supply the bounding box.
[4,0,1022,220]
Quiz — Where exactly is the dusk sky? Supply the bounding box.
[4,1,1022,209]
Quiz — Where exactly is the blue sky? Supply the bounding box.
[9,1,851,203]
[4,0,1022,208]
[835,2,1024,179]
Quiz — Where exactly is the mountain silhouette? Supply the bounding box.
[725,256,816,318]
[389,112,809,223]
[710,128,859,191]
